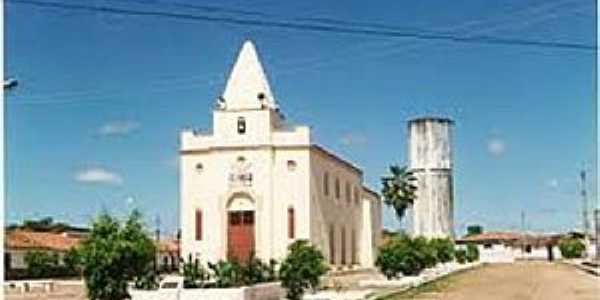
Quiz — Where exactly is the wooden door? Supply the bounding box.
[227,211,255,263]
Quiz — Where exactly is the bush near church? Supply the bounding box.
[429,238,455,263]
[465,244,479,262]
[455,249,467,264]
[376,235,460,278]
[279,240,328,300]
[558,237,586,259]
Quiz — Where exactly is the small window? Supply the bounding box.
[345,182,351,204]
[237,117,246,134]
[484,243,492,249]
[354,187,360,205]
[288,207,295,239]
[195,162,204,173]
[329,224,335,265]
[335,178,340,199]
[323,172,329,196]
[340,227,346,265]
[287,160,297,171]
[195,210,203,241]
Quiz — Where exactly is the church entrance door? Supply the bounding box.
[227,210,255,263]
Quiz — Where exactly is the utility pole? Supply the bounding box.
[154,215,161,273]
[580,170,590,235]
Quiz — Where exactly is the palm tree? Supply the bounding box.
[381,165,418,222]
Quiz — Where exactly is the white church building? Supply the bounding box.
[179,41,382,268]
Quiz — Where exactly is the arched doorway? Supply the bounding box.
[226,194,255,263]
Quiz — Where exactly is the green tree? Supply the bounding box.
[78,210,156,300]
[63,247,82,275]
[558,237,586,259]
[381,165,417,222]
[466,225,483,237]
[25,251,58,278]
[466,244,479,262]
[279,240,328,300]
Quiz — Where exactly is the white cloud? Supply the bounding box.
[75,168,123,185]
[98,121,140,136]
[487,138,506,156]
[546,178,559,189]
[340,133,367,146]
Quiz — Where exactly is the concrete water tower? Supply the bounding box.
[408,117,454,238]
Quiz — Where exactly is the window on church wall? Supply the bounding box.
[345,182,351,205]
[323,172,329,196]
[335,178,340,200]
[288,207,295,239]
[351,228,357,265]
[354,187,360,205]
[329,225,335,265]
[237,117,246,134]
[195,210,203,241]
[341,227,346,265]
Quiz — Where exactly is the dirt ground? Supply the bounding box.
[385,261,600,300]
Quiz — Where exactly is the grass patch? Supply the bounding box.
[378,266,482,300]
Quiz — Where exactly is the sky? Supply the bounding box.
[4,0,597,236]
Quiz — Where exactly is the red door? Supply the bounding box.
[227,211,255,263]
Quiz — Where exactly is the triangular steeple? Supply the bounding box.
[219,40,277,111]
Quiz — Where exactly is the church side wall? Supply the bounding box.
[309,149,364,268]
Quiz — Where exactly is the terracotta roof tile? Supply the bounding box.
[5,230,83,251]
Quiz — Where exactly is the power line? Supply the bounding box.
[8,0,596,51]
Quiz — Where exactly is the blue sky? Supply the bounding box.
[5,0,597,236]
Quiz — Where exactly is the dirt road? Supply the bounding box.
[386,261,600,300]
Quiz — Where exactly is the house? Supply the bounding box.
[179,40,383,268]
[455,231,579,263]
[4,230,84,271]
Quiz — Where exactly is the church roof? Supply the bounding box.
[221,40,277,111]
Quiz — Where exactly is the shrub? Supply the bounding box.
[455,249,467,264]
[375,235,427,278]
[134,269,159,290]
[243,255,278,284]
[24,251,59,278]
[558,238,586,259]
[466,244,479,262]
[430,238,455,263]
[181,255,210,288]
[414,237,438,268]
[279,240,328,300]
[208,260,245,288]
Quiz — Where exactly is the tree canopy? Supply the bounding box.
[381,165,418,222]
[78,210,156,300]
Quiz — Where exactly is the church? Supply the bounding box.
[179,41,382,268]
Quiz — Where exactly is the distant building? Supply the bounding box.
[179,41,383,268]
[4,230,84,271]
[455,231,591,263]
[157,239,180,273]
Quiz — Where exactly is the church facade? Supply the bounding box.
[180,41,382,268]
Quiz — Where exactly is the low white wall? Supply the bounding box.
[130,282,284,300]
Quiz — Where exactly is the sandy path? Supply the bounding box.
[389,261,600,300]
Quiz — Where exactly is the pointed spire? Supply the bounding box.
[221,40,277,110]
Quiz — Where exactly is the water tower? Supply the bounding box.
[408,117,454,238]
